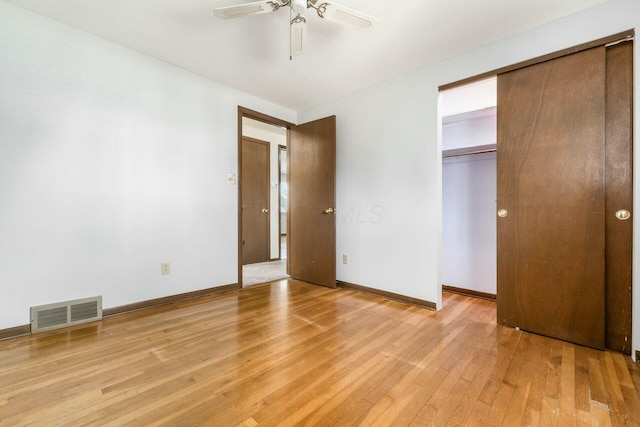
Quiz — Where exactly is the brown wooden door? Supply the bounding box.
[241,137,270,265]
[289,116,336,288]
[497,47,607,349]
[604,41,633,354]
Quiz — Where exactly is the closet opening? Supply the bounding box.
[441,77,497,302]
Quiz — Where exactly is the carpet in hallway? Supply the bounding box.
[242,259,289,286]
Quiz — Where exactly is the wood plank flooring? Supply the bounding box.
[1,279,639,426]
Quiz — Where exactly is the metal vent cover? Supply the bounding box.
[31,296,102,333]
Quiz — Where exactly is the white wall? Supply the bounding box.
[241,119,287,259]
[298,0,640,356]
[442,153,496,294]
[300,75,440,306]
[442,111,497,295]
[0,1,295,330]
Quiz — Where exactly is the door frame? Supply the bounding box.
[237,107,294,287]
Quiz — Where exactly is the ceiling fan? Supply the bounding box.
[214,0,376,58]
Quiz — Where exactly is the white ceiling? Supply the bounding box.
[5,0,610,111]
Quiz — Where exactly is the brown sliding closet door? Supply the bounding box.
[497,41,633,352]
[605,41,633,354]
[497,47,607,349]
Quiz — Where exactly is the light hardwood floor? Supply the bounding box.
[1,279,639,426]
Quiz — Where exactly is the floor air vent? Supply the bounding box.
[31,296,102,333]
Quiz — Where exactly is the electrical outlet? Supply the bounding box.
[161,262,170,275]
[342,254,348,265]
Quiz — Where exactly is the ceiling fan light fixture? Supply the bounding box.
[291,0,307,14]
[213,0,376,57]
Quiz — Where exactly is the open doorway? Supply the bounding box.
[440,77,497,300]
[238,107,337,289]
[241,116,290,286]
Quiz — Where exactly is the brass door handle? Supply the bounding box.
[261,208,269,213]
[616,209,631,220]
[497,209,508,218]
[324,208,334,214]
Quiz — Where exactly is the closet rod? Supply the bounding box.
[442,148,496,159]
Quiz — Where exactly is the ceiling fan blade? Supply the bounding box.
[318,2,376,30]
[214,1,277,19]
[290,16,307,56]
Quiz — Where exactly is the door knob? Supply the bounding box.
[324,208,334,214]
[616,209,631,221]
[261,208,269,213]
[497,209,508,218]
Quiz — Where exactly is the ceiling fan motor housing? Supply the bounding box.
[291,0,307,14]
